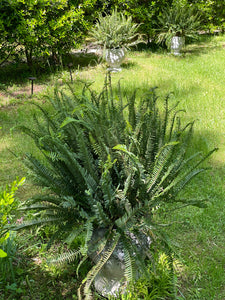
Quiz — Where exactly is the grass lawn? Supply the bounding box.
[0,34,224,299]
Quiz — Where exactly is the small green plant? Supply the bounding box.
[0,232,18,284]
[111,251,179,300]
[15,75,216,299]
[89,8,144,50]
[0,177,25,258]
[0,178,25,291]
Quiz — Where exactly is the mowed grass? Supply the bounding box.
[0,34,224,299]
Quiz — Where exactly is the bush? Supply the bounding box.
[15,75,216,299]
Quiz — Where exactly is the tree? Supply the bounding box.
[113,0,224,39]
[188,0,225,30]
[0,0,21,66]
[0,0,91,67]
[114,0,173,43]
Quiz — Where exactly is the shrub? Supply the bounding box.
[15,75,216,299]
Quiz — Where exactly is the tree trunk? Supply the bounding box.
[51,48,59,65]
[25,48,33,68]
[0,43,19,66]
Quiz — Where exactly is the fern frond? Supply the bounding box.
[76,255,88,277]
[18,203,59,212]
[12,217,64,231]
[48,249,80,265]
[146,142,179,194]
[93,202,111,226]
[81,233,120,299]
[29,101,58,133]
[64,225,85,245]
[120,236,136,283]
[83,221,94,255]
[24,154,64,193]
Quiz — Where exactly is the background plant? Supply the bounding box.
[114,0,173,44]
[156,0,202,48]
[89,8,144,50]
[1,0,224,71]
[0,0,91,67]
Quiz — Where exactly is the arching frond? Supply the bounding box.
[48,249,80,265]
[81,233,120,300]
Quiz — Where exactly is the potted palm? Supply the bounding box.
[14,76,216,299]
[157,1,201,55]
[89,9,144,71]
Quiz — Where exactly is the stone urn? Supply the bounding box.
[170,36,185,56]
[104,48,125,72]
[89,229,151,298]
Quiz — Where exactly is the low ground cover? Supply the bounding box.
[0,34,224,299]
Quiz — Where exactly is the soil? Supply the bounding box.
[0,83,46,106]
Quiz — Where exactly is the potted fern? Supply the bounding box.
[157,1,201,55]
[89,9,144,71]
[14,76,216,299]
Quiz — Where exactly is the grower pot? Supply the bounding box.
[171,36,185,55]
[104,48,125,72]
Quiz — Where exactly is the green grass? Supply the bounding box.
[0,34,224,299]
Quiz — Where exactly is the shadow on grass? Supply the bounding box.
[121,61,138,70]
[68,52,101,68]
[184,33,225,56]
[0,52,101,87]
[0,256,80,300]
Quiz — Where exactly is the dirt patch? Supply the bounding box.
[0,84,46,106]
[0,91,4,97]
[8,84,45,98]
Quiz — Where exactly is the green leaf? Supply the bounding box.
[60,117,91,130]
[0,232,10,243]
[0,248,7,258]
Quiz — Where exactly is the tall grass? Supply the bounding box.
[0,34,224,299]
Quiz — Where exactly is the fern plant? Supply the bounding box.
[89,8,144,50]
[14,74,216,299]
[157,1,201,48]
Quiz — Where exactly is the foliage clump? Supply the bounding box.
[15,75,216,299]
[89,8,144,50]
[157,1,201,47]
[0,178,25,289]
[0,178,25,258]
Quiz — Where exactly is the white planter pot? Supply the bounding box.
[105,48,125,72]
[171,36,185,56]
